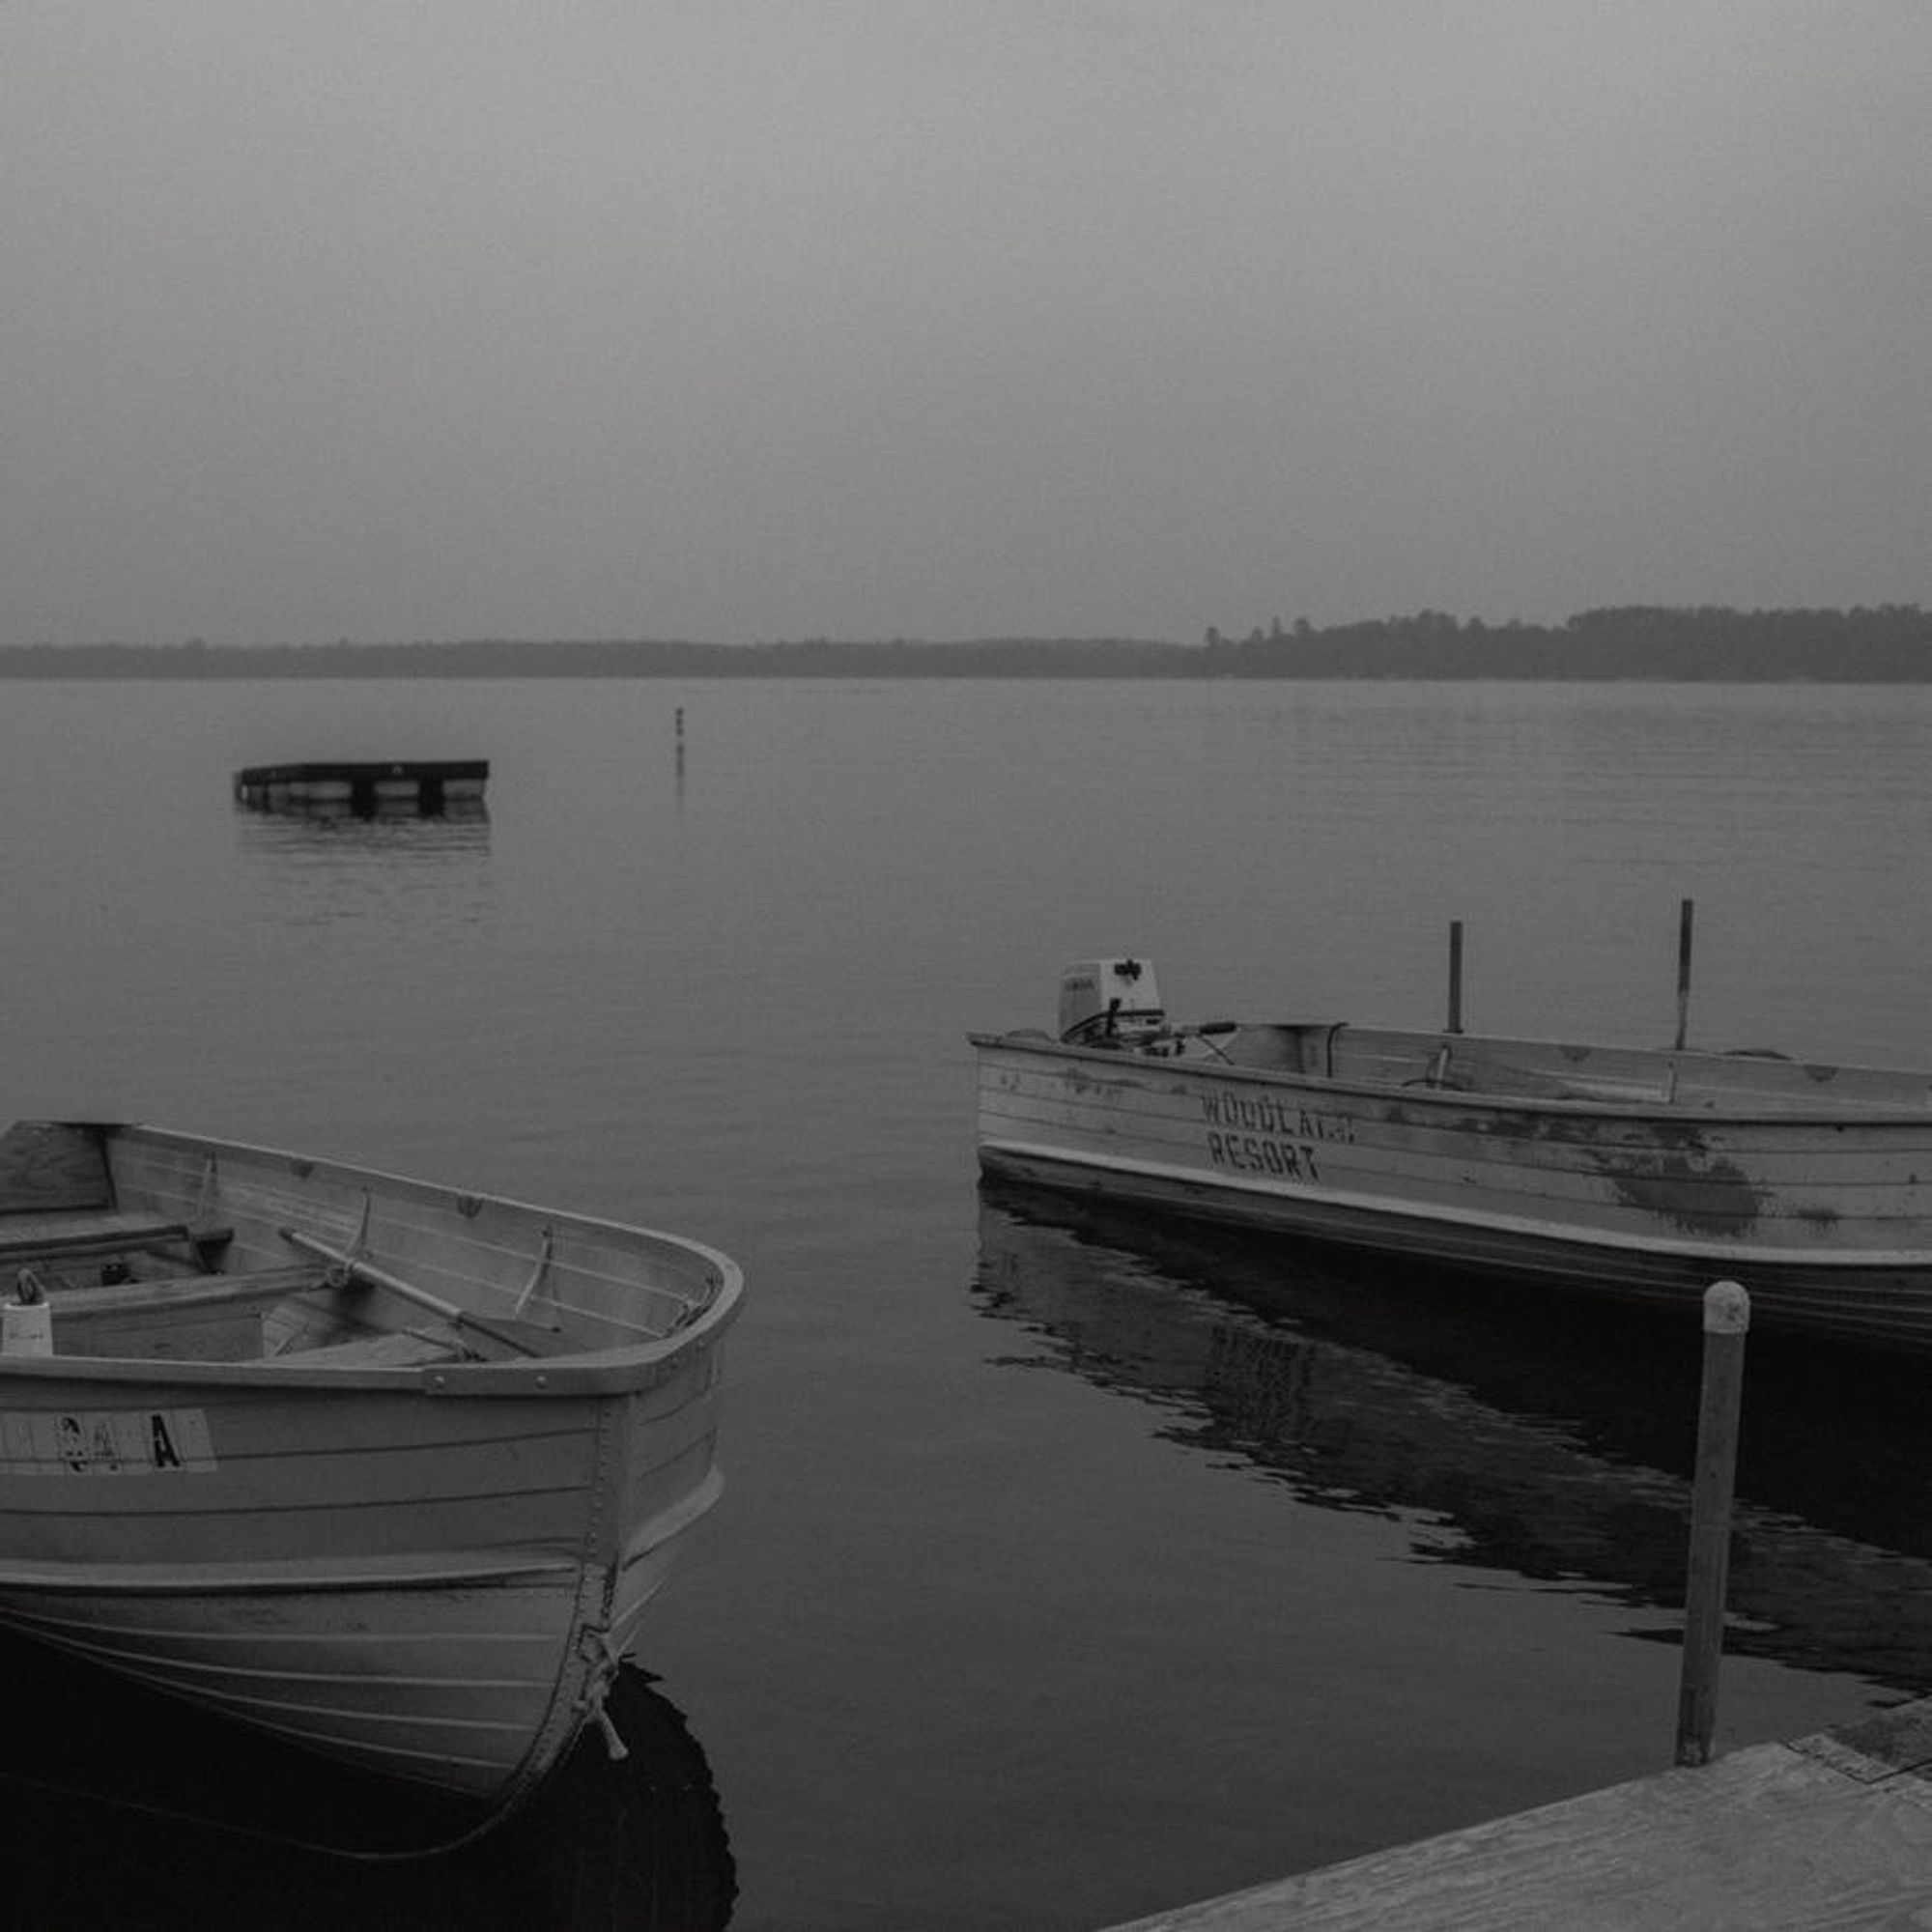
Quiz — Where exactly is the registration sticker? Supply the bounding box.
[0,1407,215,1475]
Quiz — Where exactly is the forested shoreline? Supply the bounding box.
[3,605,1925,678]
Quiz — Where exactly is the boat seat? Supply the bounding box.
[1409,1050,1679,1107]
[1552,1071,1680,1106]
[0,1212,234,1264]
[46,1264,328,1326]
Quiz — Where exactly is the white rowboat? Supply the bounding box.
[0,1121,741,1812]
[972,956,1932,1353]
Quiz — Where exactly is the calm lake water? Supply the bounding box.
[5,676,1932,1928]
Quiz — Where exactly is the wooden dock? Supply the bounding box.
[233,759,488,815]
[1104,1698,1932,1929]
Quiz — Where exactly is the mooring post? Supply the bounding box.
[1675,1278,1749,1767]
[1674,897,1695,1051]
[1446,921,1464,1036]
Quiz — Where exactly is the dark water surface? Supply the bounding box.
[5,678,1932,1928]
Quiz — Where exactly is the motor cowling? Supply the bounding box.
[1058,957,1164,1045]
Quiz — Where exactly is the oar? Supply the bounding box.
[279,1226,571,1358]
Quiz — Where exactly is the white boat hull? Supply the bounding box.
[0,1123,741,1808]
[974,1024,1932,1351]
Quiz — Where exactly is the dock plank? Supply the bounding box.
[1105,1699,1932,1930]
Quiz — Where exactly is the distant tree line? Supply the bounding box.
[1,606,1925,679]
[1197,605,1930,678]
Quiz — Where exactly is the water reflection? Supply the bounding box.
[236,796,492,827]
[974,1183,1932,1694]
[232,801,491,927]
[234,800,490,841]
[0,1639,734,1929]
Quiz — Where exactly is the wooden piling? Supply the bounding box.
[1673,897,1695,1051]
[1675,1278,1749,1768]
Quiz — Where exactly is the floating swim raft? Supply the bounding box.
[233,760,489,814]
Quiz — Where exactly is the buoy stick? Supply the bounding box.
[1675,1279,1749,1767]
[1446,921,1464,1036]
[1674,898,1695,1050]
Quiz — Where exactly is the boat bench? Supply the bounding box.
[38,1264,330,1362]
[1547,1071,1680,1106]
[0,1212,235,1265]
[1417,1047,1679,1107]
[45,1264,328,1326]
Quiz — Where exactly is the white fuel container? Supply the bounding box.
[3,1272,53,1357]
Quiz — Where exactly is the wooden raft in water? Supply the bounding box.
[233,760,489,814]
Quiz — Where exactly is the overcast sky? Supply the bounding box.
[5,4,1925,646]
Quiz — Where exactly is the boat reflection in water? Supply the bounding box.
[974,1181,1932,1694]
[0,1634,735,1930]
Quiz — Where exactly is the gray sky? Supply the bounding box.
[5,3,1926,646]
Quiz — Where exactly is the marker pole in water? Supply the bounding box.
[1674,897,1695,1051]
[1446,921,1464,1036]
[1675,1278,1749,1767]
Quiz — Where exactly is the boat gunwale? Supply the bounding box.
[968,1031,1932,1127]
[0,1338,728,1395]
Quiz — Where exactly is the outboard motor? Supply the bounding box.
[1058,957,1164,1046]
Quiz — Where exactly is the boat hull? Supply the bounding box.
[974,1032,1932,1351]
[0,1124,740,1808]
